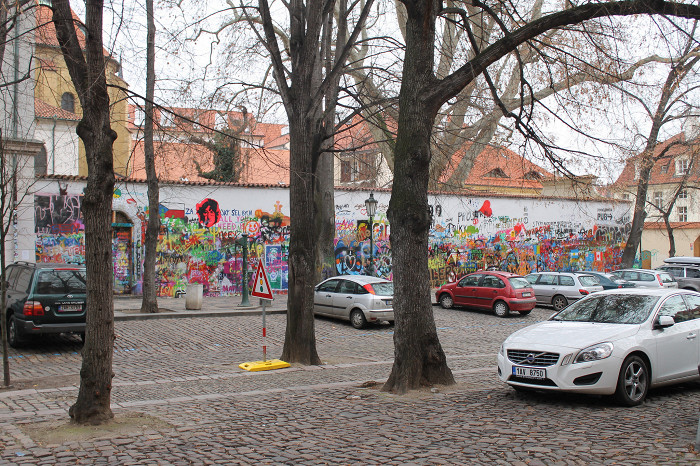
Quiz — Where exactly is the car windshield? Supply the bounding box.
[36,269,87,294]
[578,275,598,286]
[552,294,660,324]
[371,282,393,296]
[508,277,530,289]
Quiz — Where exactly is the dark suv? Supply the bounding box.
[657,257,700,292]
[4,262,87,347]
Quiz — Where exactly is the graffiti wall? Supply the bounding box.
[30,180,631,296]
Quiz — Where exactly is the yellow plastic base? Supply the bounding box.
[239,359,291,372]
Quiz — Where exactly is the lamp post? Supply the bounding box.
[364,192,378,276]
[239,233,250,307]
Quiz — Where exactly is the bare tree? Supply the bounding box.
[619,32,699,267]
[245,0,375,364]
[1,0,41,387]
[140,0,160,313]
[384,0,700,394]
[51,0,117,423]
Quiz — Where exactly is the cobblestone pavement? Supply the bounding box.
[0,304,698,464]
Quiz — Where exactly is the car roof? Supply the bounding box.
[663,256,700,266]
[595,288,695,297]
[330,275,391,284]
[613,269,661,273]
[11,262,85,270]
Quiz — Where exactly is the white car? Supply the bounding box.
[313,275,393,328]
[610,269,677,288]
[497,288,700,406]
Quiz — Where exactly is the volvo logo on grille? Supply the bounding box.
[526,353,536,364]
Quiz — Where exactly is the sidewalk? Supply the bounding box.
[113,294,287,321]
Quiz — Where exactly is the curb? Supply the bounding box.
[114,309,287,321]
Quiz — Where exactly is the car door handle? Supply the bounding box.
[346,296,353,299]
[687,333,697,340]
[325,294,332,297]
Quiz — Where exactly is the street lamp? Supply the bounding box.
[238,233,250,307]
[364,192,378,276]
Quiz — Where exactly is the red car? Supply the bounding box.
[435,271,536,317]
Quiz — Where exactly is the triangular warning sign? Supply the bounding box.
[250,261,273,300]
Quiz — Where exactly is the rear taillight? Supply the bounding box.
[23,301,45,317]
[579,289,589,296]
[657,275,663,286]
[618,285,622,288]
[362,284,376,295]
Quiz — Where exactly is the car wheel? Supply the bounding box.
[493,300,509,317]
[552,295,568,311]
[518,310,532,316]
[439,294,453,309]
[614,355,649,407]
[350,309,367,329]
[7,315,24,348]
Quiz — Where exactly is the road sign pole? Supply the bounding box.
[238,261,289,372]
[262,299,267,362]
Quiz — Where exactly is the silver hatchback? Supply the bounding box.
[610,269,678,289]
[524,272,604,311]
[313,275,394,329]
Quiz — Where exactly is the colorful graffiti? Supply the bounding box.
[34,187,631,296]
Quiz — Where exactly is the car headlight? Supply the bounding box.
[574,342,613,363]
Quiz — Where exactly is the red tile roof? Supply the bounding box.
[644,221,700,230]
[441,143,552,190]
[35,99,80,121]
[613,133,700,187]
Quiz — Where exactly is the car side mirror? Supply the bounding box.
[654,315,675,329]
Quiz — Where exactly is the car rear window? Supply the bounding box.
[578,276,598,286]
[638,272,655,281]
[659,273,675,284]
[35,269,87,294]
[508,277,530,289]
[371,282,393,296]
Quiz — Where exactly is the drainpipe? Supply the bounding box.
[11,8,21,138]
[51,116,57,174]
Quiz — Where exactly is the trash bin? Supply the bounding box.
[185,283,203,310]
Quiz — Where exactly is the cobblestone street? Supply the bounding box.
[0,304,698,464]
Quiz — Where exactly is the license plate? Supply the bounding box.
[512,365,545,379]
[522,292,531,297]
[384,299,393,306]
[58,304,82,312]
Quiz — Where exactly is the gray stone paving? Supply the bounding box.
[0,302,698,464]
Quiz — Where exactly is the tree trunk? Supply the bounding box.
[140,0,159,313]
[281,117,322,365]
[620,159,651,268]
[383,0,454,394]
[663,214,676,258]
[52,0,116,424]
[314,153,335,282]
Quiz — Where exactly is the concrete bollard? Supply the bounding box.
[185,283,203,310]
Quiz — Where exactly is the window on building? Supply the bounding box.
[678,206,688,222]
[678,189,688,199]
[339,153,374,183]
[653,191,663,208]
[35,146,47,176]
[133,107,145,126]
[621,193,630,200]
[215,112,228,129]
[523,171,542,180]
[160,110,175,127]
[60,92,75,113]
[676,158,690,176]
[484,168,508,178]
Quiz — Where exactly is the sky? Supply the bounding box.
[89,0,700,185]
